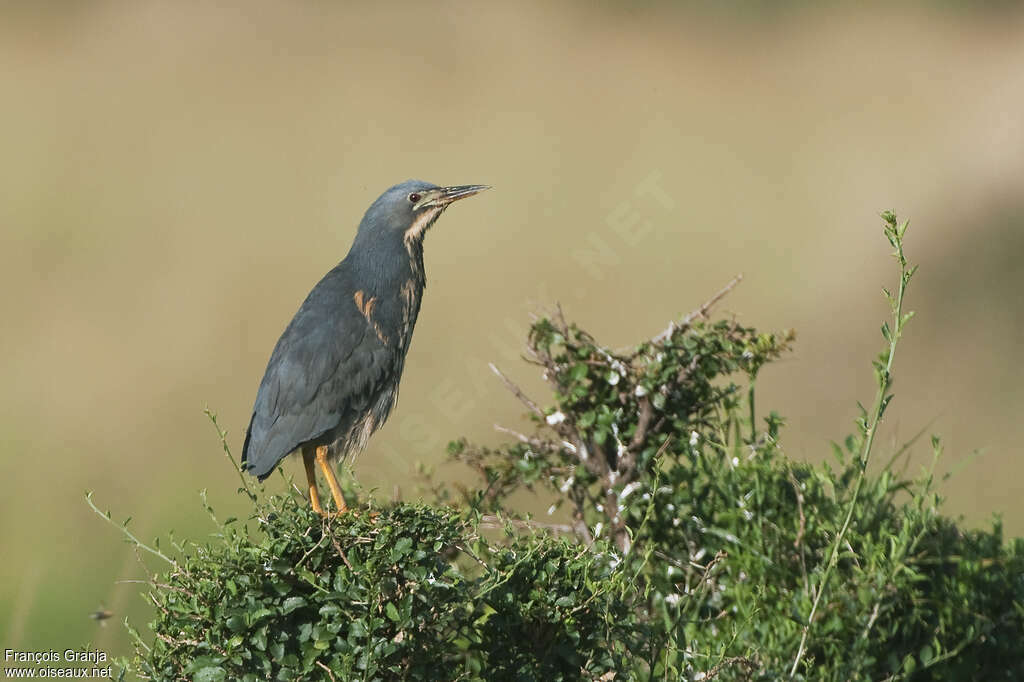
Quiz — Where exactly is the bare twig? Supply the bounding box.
[489,363,544,418]
[881,419,935,475]
[627,398,654,454]
[860,601,881,642]
[553,302,569,334]
[493,424,546,448]
[651,274,743,345]
[316,661,338,681]
[294,534,329,571]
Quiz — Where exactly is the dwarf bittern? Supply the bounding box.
[241,181,489,515]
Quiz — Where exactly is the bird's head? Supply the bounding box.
[355,180,489,251]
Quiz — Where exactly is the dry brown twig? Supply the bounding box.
[492,423,546,449]
[316,660,339,681]
[650,274,743,346]
[488,363,544,418]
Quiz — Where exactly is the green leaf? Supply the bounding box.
[194,667,227,682]
[392,537,413,559]
[281,596,307,615]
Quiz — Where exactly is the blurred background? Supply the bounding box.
[2,0,1022,667]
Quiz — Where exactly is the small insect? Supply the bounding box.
[89,607,114,625]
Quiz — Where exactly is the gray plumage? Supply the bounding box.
[242,180,488,480]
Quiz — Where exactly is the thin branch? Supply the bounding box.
[204,407,258,502]
[881,419,936,474]
[489,363,544,418]
[493,424,546,448]
[627,398,654,454]
[86,491,176,567]
[478,514,575,534]
[294,533,330,572]
[652,274,744,345]
[553,302,569,334]
[316,661,338,682]
[491,360,605,480]
[860,601,882,641]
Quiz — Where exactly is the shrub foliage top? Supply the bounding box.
[126,500,638,681]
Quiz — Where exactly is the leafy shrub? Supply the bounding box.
[94,212,1024,680]
[93,495,642,681]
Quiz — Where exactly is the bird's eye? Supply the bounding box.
[408,193,421,203]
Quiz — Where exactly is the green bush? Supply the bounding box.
[105,499,639,681]
[94,212,1024,680]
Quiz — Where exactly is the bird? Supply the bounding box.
[241,180,489,515]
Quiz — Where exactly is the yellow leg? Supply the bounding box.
[302,448,325,516]
[316,445,348,513]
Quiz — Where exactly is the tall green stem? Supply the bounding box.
[790,212,915,678]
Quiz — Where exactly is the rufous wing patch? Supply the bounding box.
[353,290,387,345]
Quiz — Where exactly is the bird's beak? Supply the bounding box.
[423,185,490,209]
[441,184,490,202]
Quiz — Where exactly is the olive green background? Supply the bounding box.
[2,0,1022,666]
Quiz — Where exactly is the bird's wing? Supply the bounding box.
[242,293,393,480]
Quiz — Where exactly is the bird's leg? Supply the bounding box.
[302,448,325,516]
[315,446,348,513]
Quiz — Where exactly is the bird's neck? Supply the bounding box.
[405,239,426,288]
[347,234,422,282]
[346,238,425,355]
[347,237,426,332]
